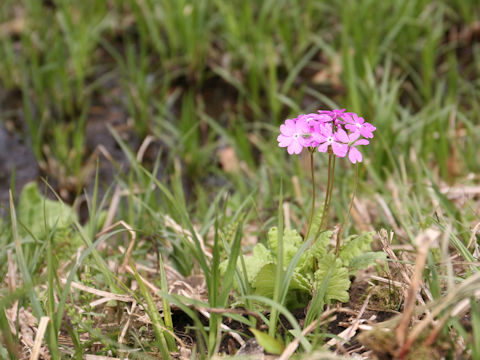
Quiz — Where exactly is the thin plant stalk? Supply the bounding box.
[314,151,336,242]
[325,155,336,228]
[269,183,284,337]
[318,153,333,231]
[336,163,359,255]
[321,154,336,228]
[305,150,316,240]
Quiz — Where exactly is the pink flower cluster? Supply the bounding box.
[277,109,375,163]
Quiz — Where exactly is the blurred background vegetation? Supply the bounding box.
[1,0,480,358]
[1,0,479,205]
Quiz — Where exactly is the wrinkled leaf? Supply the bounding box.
[253,263,311,297]
[314,253,350,303]
[298,230,332,273]
[268,227,302,265]
[349,251,386,274]
[219,243,274,286]
[339,232,375,265]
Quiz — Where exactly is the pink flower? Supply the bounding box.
[308,113,333,124]
[296,114,326,147]
[342,131,370,163]
[312,124,348,157]
[343,113,376,139]
[318,109,345,118]
[278,108,374,161]
[297,113,321,129]
[318,109,347,125]
[277,118,310,155]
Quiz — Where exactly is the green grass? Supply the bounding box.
[1,0,480,358]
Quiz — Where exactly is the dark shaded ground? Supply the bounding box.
[0,82,148,220]
[0,124,38,217]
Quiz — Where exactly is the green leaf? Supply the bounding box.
[252,263,278,298]
[18,182,77,239]
[268,227,303,264]
[307,208,326,241]
[249,328,284,355]
[221,215,244,245]
[291,271,312,293]
[219,243,274,286]
[298,230,332,273]
[252,263,311,297]
[339,232,375,266]
[247,244,275,283]
[131,264,171,359]
[17,182,82,259]
[349,252,387,275]
[314,254,350,304]
[219,221,244,306]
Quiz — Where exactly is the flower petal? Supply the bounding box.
[295,119,310,134]
[288,141,303,155]
[319,123,333,136]
[354,139,370,146]
[335,128,349,143]
[300,136,315,147]
[310,132,325,142]
[344,123,357,132]
[360,129,374,138]
[342,113,354,123]
[332,142,348,157]
[348,147,363,163]
[317,143,329,153]
[277,134,293,147]
[317,114,333,122]
[348,131,360,142]
[280,121,295,136]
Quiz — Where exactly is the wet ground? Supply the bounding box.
[0,123,39,217]
[0,81,147,219]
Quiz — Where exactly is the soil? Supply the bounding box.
[0,124,39,217]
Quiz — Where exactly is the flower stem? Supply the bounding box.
[319,153,333,230]
[336,163,359,256]
[324,155,336,229]
[305,150,316,240]
[315,151,336,241]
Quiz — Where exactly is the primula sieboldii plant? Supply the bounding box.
[218,109,381,318]
[277,109,375,163]
[277,109,376,251]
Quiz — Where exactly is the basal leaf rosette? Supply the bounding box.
[219,226,384,308]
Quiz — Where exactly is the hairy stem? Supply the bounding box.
[319,153,332,231]
[315,151,336,241]
[305,150,316,240]
[336,163,359,256]
[324,155,336,229]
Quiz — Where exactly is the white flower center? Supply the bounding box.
[356,123,362,128]
[327,136,334,144]
[293,133,300,139]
